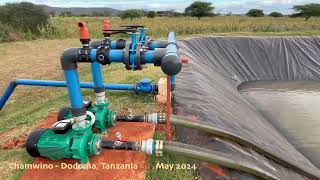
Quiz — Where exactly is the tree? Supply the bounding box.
[61,11,72,17]
[147,11,156,18]
[185,1,214,20]
[121,10,143,20]
[246,9,264,17]
[293,3,320,21]
[269,12,283,17]
[0,2,49,34]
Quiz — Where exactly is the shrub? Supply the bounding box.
[0,2,49,34]
[269,12,283,17]
[121,10,143,20]
[246,9,264,17]
[0,22,22,42]
[147,11,156,18]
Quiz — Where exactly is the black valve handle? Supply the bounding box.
[120,25,145,29]
[102,29,138,35]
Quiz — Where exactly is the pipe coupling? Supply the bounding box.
[95,92,106,104]
[145,113,165,124]
[140,139,154,155]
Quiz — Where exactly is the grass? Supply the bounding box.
[38,16,320,40]
[2,16,320,43]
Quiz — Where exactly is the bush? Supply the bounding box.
[121,10,143,20]
[269,12,283,17]
[246,9,264,17]
[0,22,22,42]
[0,2,49,34]
[147,11,156,18]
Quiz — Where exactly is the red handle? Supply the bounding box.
[103,19,111,32]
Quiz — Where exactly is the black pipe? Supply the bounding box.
[90,40,101,49]
[101,140,136,150]
[60,48,79,70]
[156,40,168,48]
[115,115,145,122]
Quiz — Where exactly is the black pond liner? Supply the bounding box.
[174,36,320,179]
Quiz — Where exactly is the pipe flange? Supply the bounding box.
[124,42,131,70]
[135,44,142,70]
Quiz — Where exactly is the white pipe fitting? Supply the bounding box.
[95,92,106,104]
[141,139,154,155]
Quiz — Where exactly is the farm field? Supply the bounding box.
[4,16,320,42]
[0,16,320,179]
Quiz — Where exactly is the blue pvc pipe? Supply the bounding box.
[111,41,117,49]
[91,62,105,88]
[150,42,158,50]
[90,49,155,64]
[170,75,176,85]
[167,32,179,86]
[0,83,16,111]
[64,70,83,109]
[90,49,106,90]
[144,51,154,63]
[0,79,139,110]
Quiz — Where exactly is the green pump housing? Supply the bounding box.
[60,100,115,133]
[89,100,115,132]
[27,121,101,164]
[26,100,115,164]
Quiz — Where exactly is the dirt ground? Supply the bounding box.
[0,39,81,91]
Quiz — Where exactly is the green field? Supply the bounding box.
[0,16,320,179]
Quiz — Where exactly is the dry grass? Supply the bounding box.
[38,16,320,40]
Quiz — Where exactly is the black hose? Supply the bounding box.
[115,115,145,122]
[101,140,136,150]
[163,141,279,180]
[170,115,320,180]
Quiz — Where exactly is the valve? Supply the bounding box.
[78,21,90,47]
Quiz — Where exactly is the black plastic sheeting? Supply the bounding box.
[174,36,320,179]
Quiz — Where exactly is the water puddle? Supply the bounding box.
[239,81,320,168]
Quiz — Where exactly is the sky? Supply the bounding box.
[0,0,318,14]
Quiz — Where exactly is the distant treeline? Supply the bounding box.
[0,1,320,43]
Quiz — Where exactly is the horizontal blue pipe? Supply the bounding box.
[0,79,136,110]
[90,49,155,64]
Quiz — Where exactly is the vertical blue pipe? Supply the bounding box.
[111,41,117,49]
[64,70,83,109]
[91,62,104,88]
[139,29,146,44]
[170,75,176,86]
[90,49,105,88]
